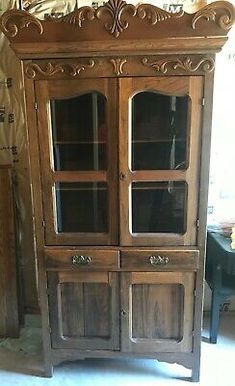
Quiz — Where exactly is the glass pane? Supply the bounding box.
[132,181,187,234]
[50,93,107,171]
[55,182,108,233]
[132,283,183,340]
[131,92,190,170]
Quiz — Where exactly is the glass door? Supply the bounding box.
[36,78,118,245]
[119,77,203,246]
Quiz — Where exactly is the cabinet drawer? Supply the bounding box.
[121,249,199,271]
[45,249,119,270]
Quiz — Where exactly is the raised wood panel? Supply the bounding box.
[0,166,19,338]
[45,248,119,270]
[132,283,183,340]
[48,271,119,350]
[121,271,195,353]
[121,249,199,271]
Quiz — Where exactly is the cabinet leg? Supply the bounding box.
[44,362,53,378]
[191,358,200,382]
[210,291,222,344]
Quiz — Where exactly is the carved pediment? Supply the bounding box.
[0,0,234,57]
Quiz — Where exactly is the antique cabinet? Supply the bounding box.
[1,0,234,381]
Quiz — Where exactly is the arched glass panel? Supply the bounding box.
[50,92,107,171]
[131,92,190,170]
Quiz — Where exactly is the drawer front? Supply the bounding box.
[121,249,199,271]
[45,249,119,270]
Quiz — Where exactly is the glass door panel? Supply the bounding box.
[51,93,107,171]
[119,77,203,246]
[36,78,117,245]
[55,182,108,233]
[132,181,187,234]
[132,92,189,171]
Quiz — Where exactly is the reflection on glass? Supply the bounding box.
[50,93,107,171]
[132,181,187,233]
[55,182,108,233]
[132,92,189,170]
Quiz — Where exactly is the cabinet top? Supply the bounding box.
[0,0,234,59]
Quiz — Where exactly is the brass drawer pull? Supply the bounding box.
[149,255,170,266]
[72,255,92,266]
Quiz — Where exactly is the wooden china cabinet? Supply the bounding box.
[1,0,234,381]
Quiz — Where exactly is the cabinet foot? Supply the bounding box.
[44,363,53,378]
[191,366,200,382]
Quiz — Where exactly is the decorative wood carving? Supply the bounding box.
[136,3,184,25]
[142,57,215,74]
[192,1,235,30]
[1,1,234,42]
[110,58,127,75]
[0,9,43,37]
[25,60,95,79]
[96,0,136,38]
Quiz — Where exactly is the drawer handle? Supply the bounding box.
[72,255,92,266]
[149,255,170,266]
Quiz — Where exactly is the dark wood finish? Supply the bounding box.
[121,271,195,353]
[48,271,119,350]
[45,248,119,270]
[121,249,199,271]
[1,0,233,381]
[0,166,19,338]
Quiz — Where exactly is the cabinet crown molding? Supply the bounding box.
[0,1,234,58]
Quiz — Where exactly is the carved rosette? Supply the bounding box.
[192,1,235,30]
[110,58,127,75]
[25,61,95,79]
[142,57,215,74]
[0,9,43,37]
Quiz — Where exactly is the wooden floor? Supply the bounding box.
[0,314,234,385]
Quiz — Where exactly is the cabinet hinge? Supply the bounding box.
[194,289,197,297]
[42,220,46,228]
[196,219,200,228]
[34,102,38,110]
[201,97,205,106]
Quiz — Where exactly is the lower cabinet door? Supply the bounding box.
[121,271,195,353]
[48,271,119,350]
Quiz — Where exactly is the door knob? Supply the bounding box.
[119,172,127,181]
[120,309,127,316]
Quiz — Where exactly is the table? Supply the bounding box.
[206,231,235,343]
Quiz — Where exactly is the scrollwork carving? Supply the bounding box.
[192,1,235,30]
[57,6,95,27]
[25,60,95,79]
[0,9,43,37]
[136,4,184,25]
[45,0,185,37]
[110,58,127,75]
[142,57,215,74]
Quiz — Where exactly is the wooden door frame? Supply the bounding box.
[119,76,203,247]
[35,78,118,246]
[120,271,195,353]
